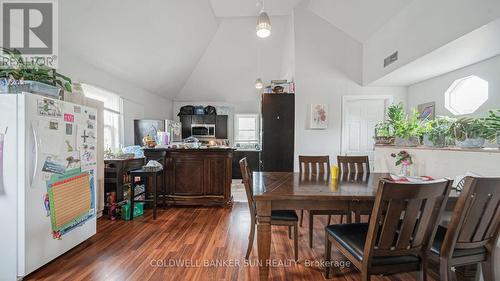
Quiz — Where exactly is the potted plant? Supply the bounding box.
[0,47,72,93]
[393,109,425,147]
[422,116,455,148]
[484,109,500,147]
[374,121,394,145]
[449,117,488,148]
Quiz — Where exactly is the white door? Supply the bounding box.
[0,95,19,281]
[341,96,391,169]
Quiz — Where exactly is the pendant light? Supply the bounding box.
[255,78,263,89]
[256,0,271,38]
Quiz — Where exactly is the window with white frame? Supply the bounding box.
[82,84,122,150]
[234,114,259,143]
[444,75,489,115]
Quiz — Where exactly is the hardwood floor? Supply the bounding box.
[26,203,435,281]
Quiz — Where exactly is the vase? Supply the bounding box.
[455,138,485,148]
[423,134,446,148]
[395,136,420,147]
[399,165,410,177]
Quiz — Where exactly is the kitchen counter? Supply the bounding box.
[143,147,233,207]
[374,145,500,178]
[143,147,235,152]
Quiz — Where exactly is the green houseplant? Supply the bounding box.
[374,121,394,145]
[393,108,426,147]
[449,117,488,148]
[422,116,455,148]
[484,109,500,147]
[0,47,72,92]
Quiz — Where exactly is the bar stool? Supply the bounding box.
[129,168,164,220]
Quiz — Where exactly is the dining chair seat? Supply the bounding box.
[326,223,420,266]
[271,210,299,221]
[431,225,486,258]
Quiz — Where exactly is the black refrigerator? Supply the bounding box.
[261,94,294,172]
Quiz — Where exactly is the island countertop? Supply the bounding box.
[142,147,233,207]
[142,147,235,152]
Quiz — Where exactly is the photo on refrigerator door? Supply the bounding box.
[45,169,95,239]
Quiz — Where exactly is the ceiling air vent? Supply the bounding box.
[384,51,398,67]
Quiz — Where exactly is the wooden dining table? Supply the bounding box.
[252,172,460,281]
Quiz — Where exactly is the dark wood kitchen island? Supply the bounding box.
[142,147,234,207]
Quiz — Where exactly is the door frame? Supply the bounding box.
[340,95,394,156]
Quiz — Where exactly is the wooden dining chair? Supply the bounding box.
[337,155,372,222]
[239,158,299,261]
[428,176,500,281]
[325,178,452,280]
[337,155,370,178]
[299,155,348,248]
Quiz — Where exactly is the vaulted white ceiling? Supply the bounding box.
[308,0,414,42]
[59,0,416,100]
[59,0,218,99]
[209,0,302,17]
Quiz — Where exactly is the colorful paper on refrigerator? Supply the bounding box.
[46,169,95,238]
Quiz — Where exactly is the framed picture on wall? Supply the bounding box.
[417,102,435,120]
[310,104,328,129]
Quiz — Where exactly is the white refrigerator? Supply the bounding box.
[0,93,97,281]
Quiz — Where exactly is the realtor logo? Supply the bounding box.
[0,0,58,67]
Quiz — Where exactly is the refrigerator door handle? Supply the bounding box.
[30,123,40,188]
[0,126,6,191]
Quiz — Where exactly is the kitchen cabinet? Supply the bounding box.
[180,115,192,139]
[232,150,261,179]
[143,148,234,207]
[215,115,228,139]
[261,94,294,172]
[179,115,228,139]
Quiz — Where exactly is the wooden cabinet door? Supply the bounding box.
[215,115,228,139]
[172,158,204,195]
[180,115,192,139]
[261,94,294,172]
[191,115,204,124]
[205,158,226,196]
[203,115,216,124]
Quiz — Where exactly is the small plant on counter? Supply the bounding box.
[484,109,500,146]
[393,109,426,146]
[422,116,455,148]
[387,102,405,127]
[449,117,489,148]
[374,121,394,145]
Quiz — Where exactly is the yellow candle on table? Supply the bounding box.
[331,165,339,179]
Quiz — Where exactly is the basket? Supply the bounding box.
[121,202,144,220]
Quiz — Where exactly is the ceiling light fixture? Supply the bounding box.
[256,1,271,38]
[255,78,263,89]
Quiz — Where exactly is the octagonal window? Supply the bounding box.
[444,75,488,115]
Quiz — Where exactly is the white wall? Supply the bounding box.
[58,49,173,146]
[408,55,500,118]
[293,3,407,170]
[177,16,290,104]
[363,0,500,85]
[175,16,292,143]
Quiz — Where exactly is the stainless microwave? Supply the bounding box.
[191,124,216,138]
